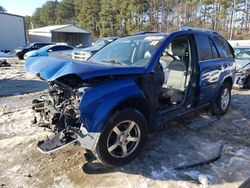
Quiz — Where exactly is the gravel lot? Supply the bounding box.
[0,59,249,188]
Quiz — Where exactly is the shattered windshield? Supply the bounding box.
[234,47,250,60]
[89,35,165,67]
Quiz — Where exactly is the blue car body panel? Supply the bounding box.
[79,78,144,132]
[25,56,146,81]
[25,29,235,134]
[198,58,234,104]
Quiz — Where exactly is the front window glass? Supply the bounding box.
[234,48,250,60]
[89,35,165,67]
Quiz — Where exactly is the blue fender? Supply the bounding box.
[79,77,144,132]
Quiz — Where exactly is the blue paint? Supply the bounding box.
[25,29,235,133]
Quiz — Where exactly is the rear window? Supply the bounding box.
[211,36,234,58]
[209,39,220,59]
[195,34,213,61]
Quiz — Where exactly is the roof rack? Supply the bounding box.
[134,31,159,35]
[180,27,218,34]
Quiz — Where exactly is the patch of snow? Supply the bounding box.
[50,175,76,188]
[198,174,209,185]
[232,118,247,127]
[178,181,191,188]
[10,165,22,173]
[151,165,176,180]
[137,176,149,188]
[184,170,201,180]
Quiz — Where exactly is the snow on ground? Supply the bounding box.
[0,59,250,188]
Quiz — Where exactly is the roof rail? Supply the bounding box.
[180,27,219,34]
[134,31,159,35]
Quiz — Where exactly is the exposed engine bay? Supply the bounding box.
[32,83,82,133]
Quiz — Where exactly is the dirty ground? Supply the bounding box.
[0,60,249,188]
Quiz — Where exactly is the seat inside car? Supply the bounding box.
[159,40,189,105]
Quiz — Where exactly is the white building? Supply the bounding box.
[228,40,250,47]
[28,25,92,47]
[0,12,26,51]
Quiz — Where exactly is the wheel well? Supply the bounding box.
[111,97,153,127]
[223,77,233,88]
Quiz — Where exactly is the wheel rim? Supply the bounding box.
[221,88,230,110]
[107,120,141,158]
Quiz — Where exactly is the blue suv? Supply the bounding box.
[25,28,235,167]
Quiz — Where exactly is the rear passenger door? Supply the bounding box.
[194,33,224,104]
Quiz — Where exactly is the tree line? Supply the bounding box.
[0,5,6,12]
[9,0,250,40]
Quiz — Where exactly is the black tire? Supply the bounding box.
[244,75,250,89]
[240,177,250,188]
[16,54,24,60]
[96,108,148,167]
[210,82,232,116]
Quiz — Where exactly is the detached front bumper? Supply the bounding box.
[37,126,100,153]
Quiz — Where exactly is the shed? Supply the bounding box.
[28,25,92,47]
[0,12,26,51]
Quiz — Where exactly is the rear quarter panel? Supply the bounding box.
[198,57,234,104]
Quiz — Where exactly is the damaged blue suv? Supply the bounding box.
[25,28,235,167]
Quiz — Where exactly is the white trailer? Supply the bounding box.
[0,12,26,51]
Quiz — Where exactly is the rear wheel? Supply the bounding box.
[210,82,231,116]
[96,108,148,167]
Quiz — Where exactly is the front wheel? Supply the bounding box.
[210,82,232,115]
[96,108,148,167]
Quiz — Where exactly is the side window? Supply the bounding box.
[49,46,60,52]
[32,44,38,49]
[194,34,213,61]
[212,36,233,58]
[209,39,220,59]
[59,46,73,51]
[36,44,45,48]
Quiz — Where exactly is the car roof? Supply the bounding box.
[129,27,220,39]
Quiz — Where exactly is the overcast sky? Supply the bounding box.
[0,0,49,16]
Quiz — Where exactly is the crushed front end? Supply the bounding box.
[32,80,99,153]
[32,83,82,132]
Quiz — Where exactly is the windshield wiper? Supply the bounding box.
[101,59,126,65]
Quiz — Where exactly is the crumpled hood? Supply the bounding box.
[25,57,145,81]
